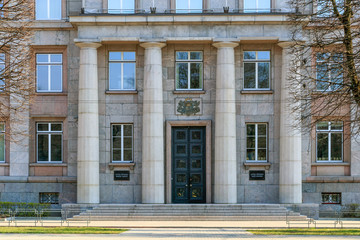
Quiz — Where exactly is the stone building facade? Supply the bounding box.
[0,0,359,209]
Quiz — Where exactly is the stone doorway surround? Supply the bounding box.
[166,120,212,204]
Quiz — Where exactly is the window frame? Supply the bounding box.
[0,122,5,162]
[35,0,62,20]
[315,52,343,92]
[111,124,134,163]
[316,121,343,162]
[108,51,136,91]
[36,122,63,163]
[107,0,135,14]
[243,51,271,90]
[36,53,63,93]
[175,51,204,91]
[246,123,268,162]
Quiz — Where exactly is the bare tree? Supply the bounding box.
[0,0,33,138]
[287,0,360,137]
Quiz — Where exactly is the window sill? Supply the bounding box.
[312,162,349,166]
[105,90,138,95]
[34,92,67,96]
[173,90,206,94]
[243,162,271,170]
[30,163,67,167]
[109,162,135,170]
[240,90,273,94]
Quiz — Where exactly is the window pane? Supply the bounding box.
[0,123,4,132]
[0,53,5,62]
[123,137,132,148]
[51,124,62,131]
[38,134,49,161]
[108,0,121,13]
[109,63,122,90]
[0,133,4,162]
[316,63,329,90]
[317,133,328,161]
[258,0,271,11]
[258,62,270,89]
[37,66,49,91]
[244,51,256,60]
[123,150,132,161]
[123,52,135,60]
[49,0,61,19]
[258,124,267,135]
[38,123,49,131]
[50,65,62,91]
[244,63,256,88]
[122,0,135,12]
[316,122,329,130]
[36,0,48,19]
[176,63,188,89]
[258,51,270,60]
[176,52,188,60]
[246,124,255,135]
[258,137,267,148]
[190,63,202,89]
[123,125,132,136]
[51,135,62,161]
[190,52,202,60]
[37,54,49,63]
[331,122,343,130]
[109,52,122,61]
[190,0,202,10]
[113,150,122,161]
[113,137,122,148]
[244,0,256,11]
[176,0,188,12]
[113,125,121,136]
[247,137,255,148]
[246,149,255,160]
[123,63,135,90]
[50,54,62,63]
[258,149,267,160]
[331,133,342,161]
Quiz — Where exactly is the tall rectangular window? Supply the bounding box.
[37,123,62,162]
[36,0,61,20]
[0,123,4,162]
[36,54,62,92]
[112,124,133,162]
[176,0,203,13]
[108,0,135,14]
[0,53,4,90]
[244,0,271,13]
[316,53,343,91]
[316,121,343,162]
[246,123,267,162]
[243,51,270,90]
[109,52,136,90]
[176,51,203,90]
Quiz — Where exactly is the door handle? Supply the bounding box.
[190,184,192,187]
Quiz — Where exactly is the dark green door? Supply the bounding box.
[172,127,206,203]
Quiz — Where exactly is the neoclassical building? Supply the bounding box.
[0,0,359,210]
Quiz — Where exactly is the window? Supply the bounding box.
[322,193,341,204]
[37,123,62,162]
[109,52,136,90]
[244,0,271,13]
[316,121,343,162]
[112,124,133,162]
[246,123,267,162]
[243,51,270,90]
[0,123,4,162]
[108,0,135,14]
[176,0,202,13]
[36,0,61,20]
[39,192,59,204]
[316,53,343,91]
[0,53,4,90]
[176,51,203,90]
[36,54,62,92]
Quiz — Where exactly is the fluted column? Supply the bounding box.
[278,42,302,204]
[212,42,238,203]
[140,42,166,203]
[76,42,101,204]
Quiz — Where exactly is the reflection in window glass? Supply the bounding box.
[176,51,203,90]
[316,121,343,162]
[36,0,61,20]
[109,52,136,90]
[243,51,270,90]
[37,123,62,162]
[244,0,270,13]
[36,54,62,92]
[112,124,133,162]
[176,0,203,13]
[246,123,267,162]
[108,0,135,13]
[0,123,4,162]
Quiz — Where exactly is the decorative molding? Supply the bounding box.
[109,162,136,170]
[243,162,271,170]
[175,97,202,116]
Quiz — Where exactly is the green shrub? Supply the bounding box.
[341,204,360,218]
[0,202,51,218]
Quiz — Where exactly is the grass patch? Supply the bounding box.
[248,229,360,236]
[0,227,127,234]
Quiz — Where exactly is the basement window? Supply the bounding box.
[39,192,59,204]
[321,193,341,204]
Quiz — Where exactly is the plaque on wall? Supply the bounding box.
[114,171,130,181]
[175,98,202,116]
[249,170,265,181]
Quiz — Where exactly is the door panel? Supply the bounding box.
[172,127,206,203]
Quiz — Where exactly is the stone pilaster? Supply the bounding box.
[140,42,166,204]
[212,42,238,203]
[75,41,101,204]
[278,42,302,204]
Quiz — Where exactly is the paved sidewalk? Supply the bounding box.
[1,228,360,240]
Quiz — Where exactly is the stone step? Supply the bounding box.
[84,210,295,215]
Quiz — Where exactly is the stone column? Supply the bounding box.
[212,42,238,203]
[140,42,166,204]
[75,42,101,204]
[278,42,302,204]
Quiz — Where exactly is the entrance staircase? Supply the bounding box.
[69,204,309,221]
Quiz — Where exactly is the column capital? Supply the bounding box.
[75,40,102,49]
[212,42,238,49]
[277,41,296,49]
[140,42,166,49]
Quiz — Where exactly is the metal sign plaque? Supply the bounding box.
[249,170,265,181]
[114,171,130,181]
